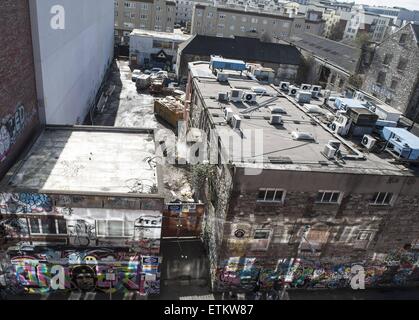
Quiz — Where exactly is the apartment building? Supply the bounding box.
[115,0,176,43]
[343,10,391,43]
[0,0,42,180]
[191,3,324,40]
[363,23,419,122]
[175,0,213,25]
[185,60,419,292]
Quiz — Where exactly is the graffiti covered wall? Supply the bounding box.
[215,251,419,292]
[0,246,161,295]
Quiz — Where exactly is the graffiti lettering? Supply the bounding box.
[0,106,25,162]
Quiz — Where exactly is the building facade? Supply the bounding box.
[362,24,419,121]
[129,29,191,69]
[190,3,324,40]
[29,0,114,125]
[0,0,41,180]
[185,61,419,293]
[0,126,164,295]
[115,0,176,43]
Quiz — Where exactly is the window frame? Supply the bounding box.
[316,190,342,204]
[256,188,286,203]
[96,220,133,238]
[370,192,394,206]
[28,217,68,236]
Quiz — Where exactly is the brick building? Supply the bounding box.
[362,23,419,123]
[0,0,41,180]
[185,61,419,293]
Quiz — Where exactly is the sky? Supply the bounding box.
[350,0,419,11]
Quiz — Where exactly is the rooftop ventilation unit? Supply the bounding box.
[304,104,324,114]
[217,71,229,82]
[331,115,350,136]
[323,144,337,160]
[230,89,243,102]
[311,85,322,98]
[252,87,267,95]
[218,92,229,101]
[269,115,283,125]
[279,82,290,91]
[361,134,377,150]
[231,114,242,130]
[224,107,234,122]
[328,140,341,150]
[296,91,312,104]
[291,131,315,141]
[301,84,312,91]
[289,86,298,96]
[243,92,257,102]
[270,106,286,114]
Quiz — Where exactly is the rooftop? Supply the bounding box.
[179,35,303,66]
[282,33,362,74]
[2,126,160,195]
[188,62,417,176]
[130,29,191,42]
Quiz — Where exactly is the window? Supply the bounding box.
[371,192,393,205]
[96,220,133,237]
[397,57,408,70]
[253,229,271,239]
[197,10,202,17]
[399,33,408,44]
[219,14,225,19]
[257,188,285,202]
[29,217,67,235]
[316,191,341,204]
[251,18,258,24]
[383,54,393,65]
[390,79,398,90]
[377,71,386,85]
[124,1,136,9]
[241,17,247,22]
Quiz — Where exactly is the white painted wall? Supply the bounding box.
[30,0,114,125]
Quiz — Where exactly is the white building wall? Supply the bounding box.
[30,0,114,125]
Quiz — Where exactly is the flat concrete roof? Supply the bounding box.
[189,62,416,176]
[3,126,160,195]
[130,29,191,42]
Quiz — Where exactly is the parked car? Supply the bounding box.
[150,67,162,75]
[144,69,151,75]
[132,69,142,82]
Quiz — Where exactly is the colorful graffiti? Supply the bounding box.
[0,193,53,214]
[1,246,161,295]
[216,250,419,292]
[0,105,26,162]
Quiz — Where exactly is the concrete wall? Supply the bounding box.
[29,0,114,125]
[0,0,41,179]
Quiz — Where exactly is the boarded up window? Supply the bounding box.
[300,229,329,252]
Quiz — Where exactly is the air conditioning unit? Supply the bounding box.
[231,114,241,129]
[311,85,322,98]
[328,140,341,150]
[218,92,229,101]
[301,84,312,91]
[217,71,229,82]
[354,91,365,101]
[243,92,257,102]
[296,90,312,103]
[279,81,290,91]
[224,107,234,122]
[330,115,350,136]
[269,114,283,125]
[323,144,337,160]
[289,86,298,96]
[230,89,243,102]
[361,134,377,150]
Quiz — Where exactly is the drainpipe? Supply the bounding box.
[184,72,193,130]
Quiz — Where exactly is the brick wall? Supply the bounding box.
[362,24,419,118]
[0,0,41,179]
